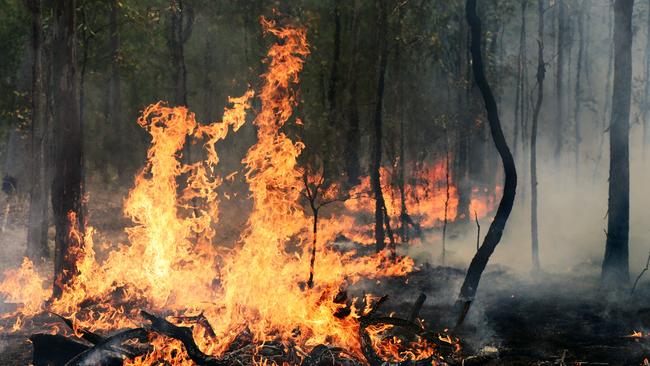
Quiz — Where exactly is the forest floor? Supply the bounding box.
[1,189,650,365]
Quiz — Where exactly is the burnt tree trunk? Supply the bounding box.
[344,1,361,187]
[26,0,49,261]
[168,0,193,107]
[554,0,566,162]
[327,0,341,126]
[573,0,586,176]
[642,4,650,159]
[51,0,84,298]
[106,0,123,179]
[371,0,389,253]
[531,0,546,272]
[456,0,517,325]
[512,1,527,156]
[602,0,634,287]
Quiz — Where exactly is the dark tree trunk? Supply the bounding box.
[602,0,634,287]
[456,0,517,325]
[51,0,84,298]
[371,0,389,253]
[573,0,586,176]
[642,1,650,159]
[168,0,193,107]
[594,1,615,180]
[531,0,546,272]
[106,0,123,178]
[513,1,527,156]
[554,0,566,161]
[344,1,361,187]
[327,0,341,125]
[26,0,49,261]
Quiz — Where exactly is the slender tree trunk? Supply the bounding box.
[106,0,122,178]
[371,0,389,253]
[26,0,49,261]
[573,0,586,177]
[327,0,341,125]
[513,1,527,156]
[344,1,361,186]
[642,4,650,160]
[51,0,84,298]
[531,0,546,272]
[554,0,566,161]
[307,207,318,289]
[169,0,193,107]
[442,126,451,266]
[594,1,615,180]
[457,0,517,325]
[602,0,634,288]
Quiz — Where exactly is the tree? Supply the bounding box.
[25,0,49,261]
[457,0,517,325]
[168,0,194,107]
[51,0,84,298]
[554,0,567,161]
[371,0,390,253]
[530,0,546,272]
[106,0,123,179]
[602,0,634,287]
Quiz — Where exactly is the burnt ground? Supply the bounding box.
[2,264,650,365]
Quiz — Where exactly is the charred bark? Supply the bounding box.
[456,0,517,325]
[531,0,546,272]
[327,0,341,125]
[106,0,123,179]
[371,0,389,253]
[26,0,49,261]
[51,0,84,298]
[602,0,634,287]
[554,0,566,161]
[168,0,194,107]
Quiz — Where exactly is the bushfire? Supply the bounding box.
[0,18,492,365]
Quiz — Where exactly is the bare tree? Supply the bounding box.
[602,0,635,287]
[25,0,49,261]
[456,0,517,325]
[531,0,546,272]
[371,0,389,253]
[51,0,84,298]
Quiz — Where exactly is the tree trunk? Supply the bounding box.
[51,0,84,298]
[642,4,650,160]
[371,0,389,253]
[594,0,615,180]
[344,0,361,187]
[106,0,123,179]
[602,0,634,287]
[531,0,546,273]
[554,0,566,161]
[573,0,586,176]
[26,0,49,261]
[513,1,527,156]
[456,0,517,325]
[327,0,341,126]
[169,0,193,107]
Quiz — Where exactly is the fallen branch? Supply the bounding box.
[141,310,229,366]
[408,293,427,323]
[65,328,148,366]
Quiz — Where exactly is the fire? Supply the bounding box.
[365,323,437,362]
[0,17,423,365]
[341,161,498,246]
